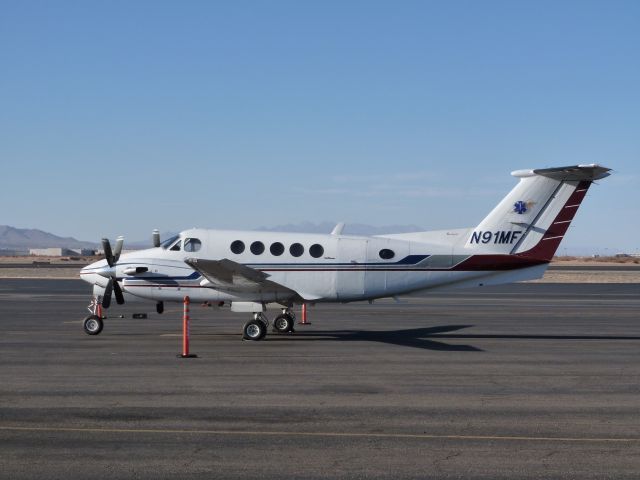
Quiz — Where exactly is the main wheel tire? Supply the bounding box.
[243,319,266,341]
[83,315,103,335]
[273,314,294,333]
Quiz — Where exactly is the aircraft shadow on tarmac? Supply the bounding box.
[288,325,484,351]
[284,325,640,352]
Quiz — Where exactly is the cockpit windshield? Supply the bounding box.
[160,235,180,249]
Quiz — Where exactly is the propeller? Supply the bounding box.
[112,278,125,305]
[102,278,113,309]
[100,236,125,308]
[102,236,123,267]
[99,230,158,309]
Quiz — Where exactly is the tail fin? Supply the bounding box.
[465,164,610,261]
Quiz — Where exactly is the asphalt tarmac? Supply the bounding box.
[1,279,639,479]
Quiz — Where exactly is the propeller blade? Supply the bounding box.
[102,238,114,267]
[113,236,124,263]
[102,279,113,308]
[152,229,161,248]
[113,280,125,305]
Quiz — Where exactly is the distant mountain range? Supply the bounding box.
[0,225,97,251]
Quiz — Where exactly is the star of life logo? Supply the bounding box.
[513,200,528,214]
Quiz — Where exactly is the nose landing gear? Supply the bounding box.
[83,296,104,335]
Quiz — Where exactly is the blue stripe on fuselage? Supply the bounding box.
[244,254,430,268]
[121,255,431,283]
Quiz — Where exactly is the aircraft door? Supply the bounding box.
[365,240,387,297]
[335,238,367,301]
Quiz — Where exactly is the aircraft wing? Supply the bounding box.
[184,257,301,297]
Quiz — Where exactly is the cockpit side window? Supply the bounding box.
[161,235,180,249]
[184,238,201,252]
[170,240,182,251]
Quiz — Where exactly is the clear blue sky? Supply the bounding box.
[1,1,638,254]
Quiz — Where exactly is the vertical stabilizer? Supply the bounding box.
[464,164,610,261]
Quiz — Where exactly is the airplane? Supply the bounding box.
[79,164,610,341]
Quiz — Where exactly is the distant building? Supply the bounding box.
[0,249,28,256]
[30,248,72,256]
[29,247,95,256]
[614,252,640,258]
[71,248,96,256]
[95,249,137,256]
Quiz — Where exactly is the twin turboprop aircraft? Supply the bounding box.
[80,164,610,340]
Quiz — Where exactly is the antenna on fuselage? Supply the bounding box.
[331,222,345,235]
[152,229,161,247]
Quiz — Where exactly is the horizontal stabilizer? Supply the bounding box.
[534,164,611,181]
[512,164,611,181]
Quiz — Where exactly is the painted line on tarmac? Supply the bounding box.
[1,425,639,443]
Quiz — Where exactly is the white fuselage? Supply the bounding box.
[80,228,547,306]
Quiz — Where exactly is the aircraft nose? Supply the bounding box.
[80,260,105,285]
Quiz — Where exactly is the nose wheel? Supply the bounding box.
[83,315,104,335]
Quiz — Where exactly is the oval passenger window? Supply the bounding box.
[379,248,395,260]
[289,243,304,257]
[230,240,245,254]
[250,241,265,255]
[270,242,285,256]
[309,244,324,258]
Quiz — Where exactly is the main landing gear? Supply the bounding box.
[242,308,296,341]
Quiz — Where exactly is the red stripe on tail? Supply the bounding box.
[517,180,591,262]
